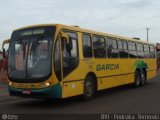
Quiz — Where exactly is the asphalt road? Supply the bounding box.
[0,73,160,114]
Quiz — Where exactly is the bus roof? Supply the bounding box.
[14,24,155,45]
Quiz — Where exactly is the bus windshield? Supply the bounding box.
[8,26,55,82]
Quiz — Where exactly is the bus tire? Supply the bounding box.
[134,70,141,87]
[140,70,146,86]
[83,76,96,100]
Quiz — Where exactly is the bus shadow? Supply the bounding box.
[13,81,154,109]
[14,95,84,109]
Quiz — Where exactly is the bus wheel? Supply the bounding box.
[140,70,146,86]
[83,76,96,100]
[134,71,141,87]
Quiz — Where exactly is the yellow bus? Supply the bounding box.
[2,24,157,100]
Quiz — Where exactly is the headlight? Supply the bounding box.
[45,82,50,87]
[9,82,12,86]
[41,82,51,87]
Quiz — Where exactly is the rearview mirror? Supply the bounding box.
[60,32,73,51]
[3,48,6,59]
[2,39,11,59]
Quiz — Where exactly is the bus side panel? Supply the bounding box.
[97,77,114,90]
[98,75,130,90]
[147,70,157,80]
[145,59,157,80]
[61,57,91,98]
[125,59,137,84]
[62,81,84,98]
[96,59,127,90]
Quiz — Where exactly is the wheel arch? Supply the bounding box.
[135,68,141,73]
[142,68,147,79]
[135,67,147,79]
[85,72,98,91]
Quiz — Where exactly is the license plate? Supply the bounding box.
[22,90,31,94]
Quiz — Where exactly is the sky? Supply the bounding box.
[0,0,160,50]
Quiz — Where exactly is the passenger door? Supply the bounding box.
[61,31,79,78]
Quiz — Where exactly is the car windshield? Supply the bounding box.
[8,26,55,82]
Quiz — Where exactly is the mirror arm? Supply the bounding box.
[2,39,11,59]
[60,32,69,44]
[2,39,11,49]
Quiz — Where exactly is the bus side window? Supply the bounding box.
[122,41,129,58]
[149,45,155,58]
[82,34,92,58]
[106,38,112,58]
[106,38,118,58]
[137,43,144,59]
[144,44,150,58]
[118,40,123,58]
[128,42,137,58]
[93,36,106,58]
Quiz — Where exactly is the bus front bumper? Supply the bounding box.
[8,83,62,99]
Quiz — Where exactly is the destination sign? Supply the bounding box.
[20,29,45,36]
